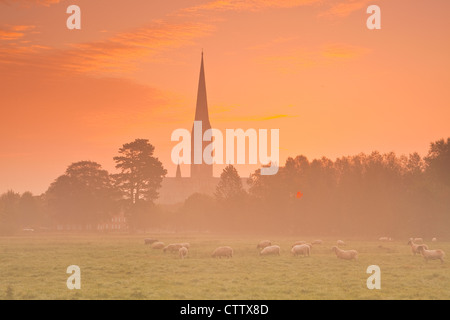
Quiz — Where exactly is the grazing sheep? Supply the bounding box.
[331,246,358,261]
[211,246,233,258]
[414,238,424,244]
[256,240,272,249]
[379,237,393,242]
[407,240,428,255]
[337,240,346,247]
[179,247,188,259]
[151,241,165,249]
[432,238,437,242]
[260,245,281,256]
[291,244,310,257]
[144,238,158,245]
[180,243,190,249]
[312,240,323,245]
[292,241,306,247]
[163,243,183,253]
[417,245,445,263]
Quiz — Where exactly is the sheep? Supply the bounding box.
[407,239,428,255]
[151,241,165,249]
[337,240,346,247]
[211,246,233,258]
[331,246,358,261]
[179,247,188,259]
[291,244,310,257]
[260,245,281,256]
[180,243,190,249]
[256,240,272,249]
[292,241,306,247]
[378,237,391,242]
[312,240,323,245]
[417,245,445,263]
[432,238,437,242]
[163,243,183,253]
[144,238,158,245]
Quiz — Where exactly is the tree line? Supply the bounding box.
[1,138,449,238]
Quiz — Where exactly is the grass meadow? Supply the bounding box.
[0,234,449,300]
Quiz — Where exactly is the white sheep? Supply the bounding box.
[378,237,390,242]
[312,240,323,245]
[163,243,183,253]
[151,241,165,249]
[179,247,188,259]
[292,241,306,247]
[260,245,281,256]
[432,238,437,242]
[256,240,272,249]
[417,245,445,263]
[211,246,233,258]
[180,242,190,249]
[337,240,346,247]
[331,246,358,260]
[407,239,428,255]
[291,244,310,257]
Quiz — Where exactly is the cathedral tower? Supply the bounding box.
[190,52,213,179]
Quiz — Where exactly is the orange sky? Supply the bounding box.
[1,0,450,194]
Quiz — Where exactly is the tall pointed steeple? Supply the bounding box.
[194,51,211,127]
[191,52,213,179]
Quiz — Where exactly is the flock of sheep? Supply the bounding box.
[143,237,445,263]
[407,237,445,263]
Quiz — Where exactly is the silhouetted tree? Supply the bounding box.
[214,165,248,232]
[113,139,167,230]
[113,139,167,203]
[0,190,20,235]
[17,191,43,228]
[46,161,118,225]
[215,165,246,202]
[425,138,450,187]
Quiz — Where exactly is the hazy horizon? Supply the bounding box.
[1,0,450,194]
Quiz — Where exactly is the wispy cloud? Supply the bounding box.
[322,43,370,59]
[210,105,238,114]
[209,104,297,122]
[0,25,35,40]
[0,21,214,75]
[215,113,297,122]
[181,0,321,15]
[64,22,214,75]
[0,0,61,7]
[320,0,373,17]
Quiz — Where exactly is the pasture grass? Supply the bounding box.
[0,234,449,300]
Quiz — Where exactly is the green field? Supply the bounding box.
[0,234,448,300]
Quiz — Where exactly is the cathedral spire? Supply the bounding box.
[191,52,213,179]
[194,51,211,127]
